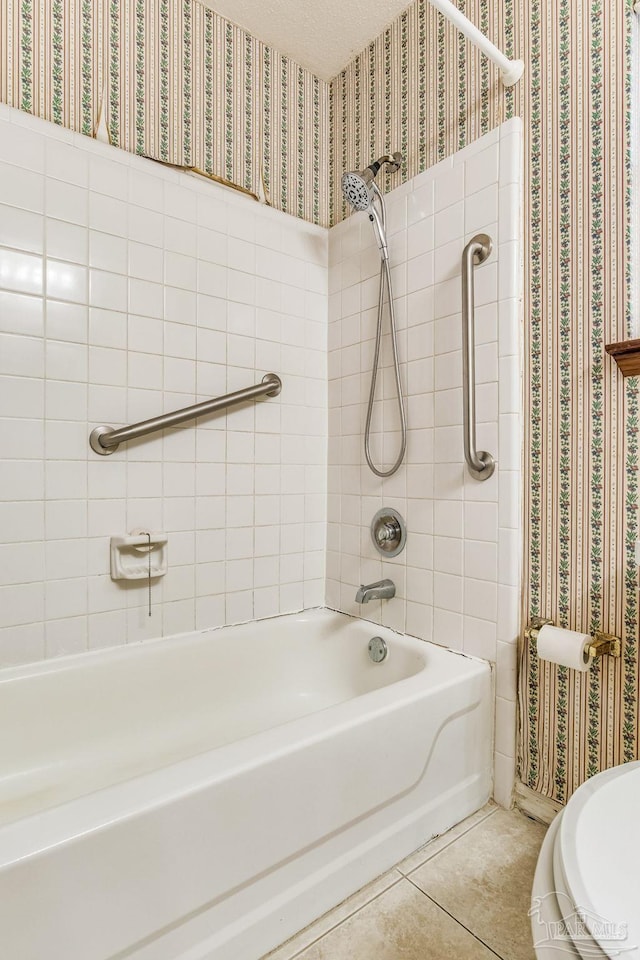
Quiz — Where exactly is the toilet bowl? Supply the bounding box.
[531,760,640,959]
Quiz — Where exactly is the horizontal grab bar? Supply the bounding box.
[90,373,282,456]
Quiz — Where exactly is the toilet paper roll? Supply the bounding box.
[536,624,592,672]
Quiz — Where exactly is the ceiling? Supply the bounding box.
[200,0,412,81]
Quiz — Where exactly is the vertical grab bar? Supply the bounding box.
[461,233,495,481]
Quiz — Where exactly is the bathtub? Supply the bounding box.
[0,608,492,960]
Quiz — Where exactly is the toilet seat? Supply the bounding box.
[531,760,640,959]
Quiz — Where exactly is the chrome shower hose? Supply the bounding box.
[363,200,407,478]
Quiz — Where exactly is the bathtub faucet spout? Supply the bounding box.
[355,579,396,604]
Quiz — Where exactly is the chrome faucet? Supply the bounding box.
[355,579,396,604]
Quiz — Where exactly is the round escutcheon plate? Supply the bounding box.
[370,507,407,558]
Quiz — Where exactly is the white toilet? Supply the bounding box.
[531,760,640,959]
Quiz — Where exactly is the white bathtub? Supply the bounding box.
[0,608,492,960]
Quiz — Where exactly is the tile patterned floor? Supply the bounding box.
[264,804,547,960]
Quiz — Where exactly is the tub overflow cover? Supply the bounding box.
[368,637,388,663]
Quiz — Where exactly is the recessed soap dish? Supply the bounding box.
[110,531,168,581]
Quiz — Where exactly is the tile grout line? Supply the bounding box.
[396,804,499,876]
[281,873,406,960]
[404,875,507,960]
[269,805,501,960]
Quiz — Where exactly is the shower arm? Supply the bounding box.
[375,155,401,174]
[427,0,524,87]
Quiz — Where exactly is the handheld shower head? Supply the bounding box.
[343,153,407,478]
[341,153,402,261]
[341,153,402,212]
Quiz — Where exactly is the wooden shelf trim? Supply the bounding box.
[605,338,640,377]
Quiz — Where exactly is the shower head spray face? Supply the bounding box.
[341,170,374,211]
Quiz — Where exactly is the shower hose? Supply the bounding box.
[364,202,407,478]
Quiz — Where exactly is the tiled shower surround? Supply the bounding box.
[0,105,327,663]
[0,107,522,801]
[326,120,523,804]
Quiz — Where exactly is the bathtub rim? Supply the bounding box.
[0,607,491,870]
[0,605,484,684]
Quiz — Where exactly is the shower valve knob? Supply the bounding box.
[376,520,400,544]
[371,508,407,558]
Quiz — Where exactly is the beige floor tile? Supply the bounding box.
[409,808,547,960]
[263,870,403,960]
[396,801,499,876]
[290,879,498,960]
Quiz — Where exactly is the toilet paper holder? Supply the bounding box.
[527,616,622,659]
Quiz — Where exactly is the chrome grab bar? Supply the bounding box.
[90,373,282,455]
[461,234,495,481]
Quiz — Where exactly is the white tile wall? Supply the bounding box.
[0,105,327,665]
[326,119,524,807]
[0,104,522,808]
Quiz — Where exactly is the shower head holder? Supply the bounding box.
[341,152,403,211]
